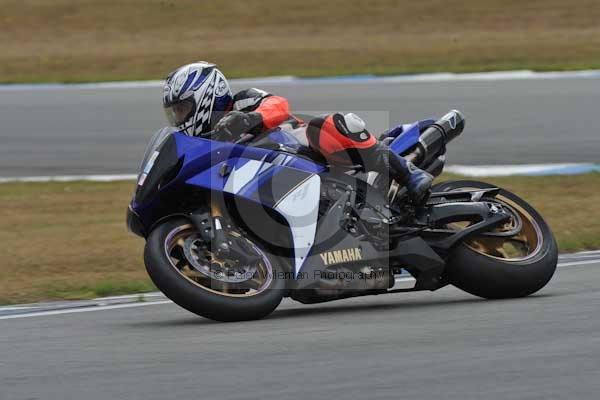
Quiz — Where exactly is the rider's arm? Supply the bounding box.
[232,88,291,133]
[254,96,290,130]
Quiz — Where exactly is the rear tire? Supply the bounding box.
[144,218,286,322]
[434,180,558,299]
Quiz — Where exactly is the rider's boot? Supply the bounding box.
[392,154,433,205]
[371,143,433,205]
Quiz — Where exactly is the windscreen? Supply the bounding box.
[138,127,176,173]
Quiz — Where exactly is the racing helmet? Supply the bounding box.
[163,62,233,136]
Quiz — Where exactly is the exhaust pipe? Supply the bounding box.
[408,110,465,166]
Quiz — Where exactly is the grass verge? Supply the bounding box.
[1,0,600,83]
[0,173,598,304]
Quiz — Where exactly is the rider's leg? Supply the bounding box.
[306,113,432,205]
[368,143,433,205]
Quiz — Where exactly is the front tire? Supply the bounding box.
[144,218,286,321]
[434,180,558,299]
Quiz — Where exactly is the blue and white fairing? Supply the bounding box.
[131,122,429,276]
[183,148,324,276]
[384,119,436,154]
[132,129,326,275]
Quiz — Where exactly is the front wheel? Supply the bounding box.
[434,180,558,299]
[144,217,286,321]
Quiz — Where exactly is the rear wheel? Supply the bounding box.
[433,180,558,299]
[144,217,286,321]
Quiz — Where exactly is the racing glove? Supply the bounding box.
[213,111,263,141]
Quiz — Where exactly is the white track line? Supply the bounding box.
[2,162,599,183]
[567,250,600,256]
[0,258,598,320]
[555,259,600,268]
[560,254,600,260]
[445,163,599,177]
[0,300,172,320]
[1,70,599,92]
[0,174,137,183]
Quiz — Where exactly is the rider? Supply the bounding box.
[162,61,433,204]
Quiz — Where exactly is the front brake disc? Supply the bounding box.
[182,235,257,283]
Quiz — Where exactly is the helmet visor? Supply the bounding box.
[164,98,195,127]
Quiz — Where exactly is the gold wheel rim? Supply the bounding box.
[164,224,273,298]
[448,191,543,262]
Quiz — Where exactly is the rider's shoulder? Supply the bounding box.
[232,88,272,111]
[233,87,271,101]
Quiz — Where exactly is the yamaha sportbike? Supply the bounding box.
[127,110,558,321]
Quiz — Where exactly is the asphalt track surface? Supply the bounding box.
[2,255,600,400]
[1,77,599,177]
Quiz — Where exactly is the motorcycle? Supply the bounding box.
[127,110,558,321]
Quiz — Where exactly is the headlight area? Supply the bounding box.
[134,134,183,205]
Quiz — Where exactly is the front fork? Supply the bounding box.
[190,194,230,256]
